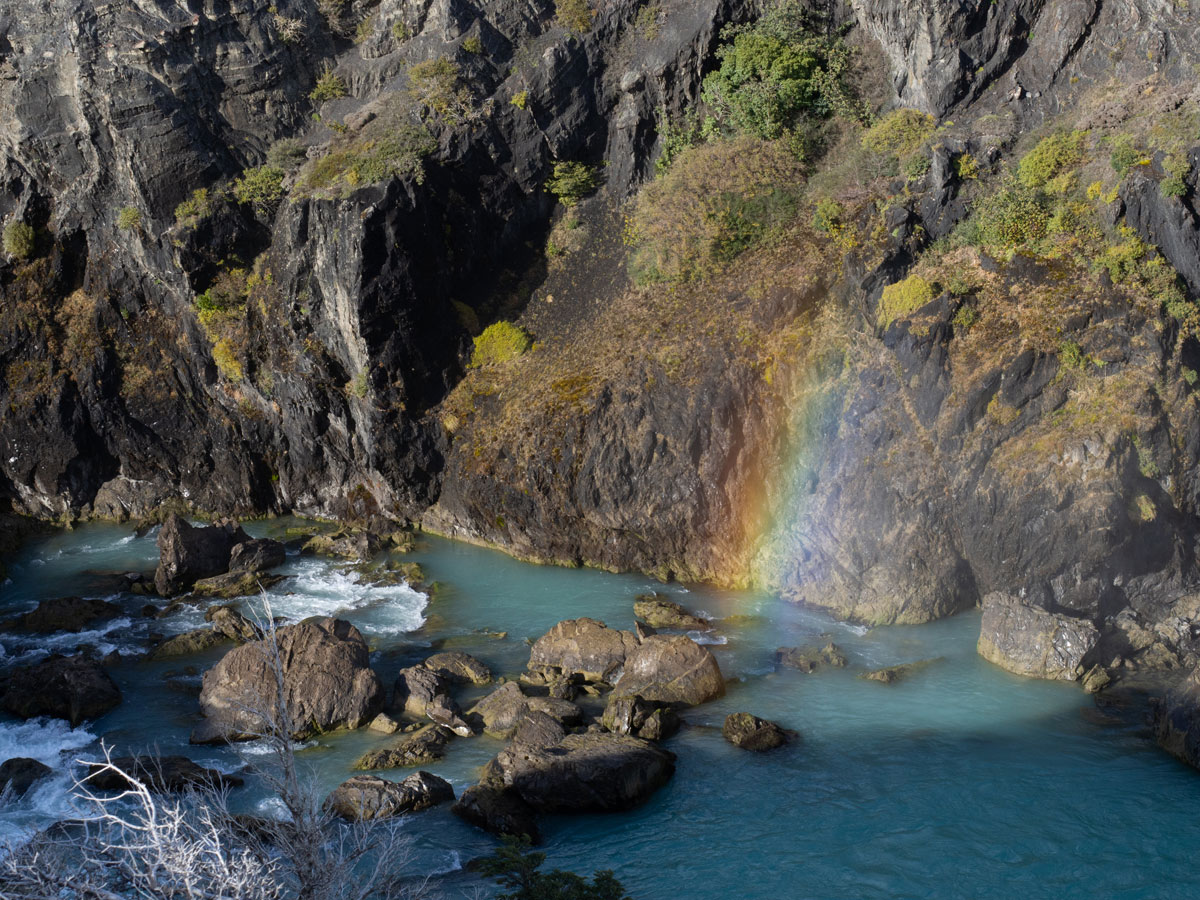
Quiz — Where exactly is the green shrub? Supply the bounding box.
[903,153,931,181]
[3,221,35,260]
[1017,130,1086,190]
[174,188,214,227]
[117,206,142,231]
[626,137,805,283]
[354,16,375,44]
[635,3,661,40]
[655,111,703,175]
[877,274,936,328]
[862,109,936,157]
[470,321,532,367]
[951,303,979,331]
[555,0,595,34]
[1058,339,1087,371]
[511,90,529,110]
[701,5,864,142]
[1109,134,1144,176]
[546,162,598,206]
[462,35,483,54]
[233,166,286,211]
[407,57,473,123]
[310,66,348,103]
[954,152,980,180]
[296,125,435,195]
[970,178,1050,250]
[267,138,308,171]
[211,337,244,382]
[392,21,411,42]
[1162,152,1190,197]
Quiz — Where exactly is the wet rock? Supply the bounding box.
[1080,665,1112,694]
[326,771,453,821]
[228,538,286,573]
[393,666,451,718]
[977,592,1099,681]
[860,658,942,684]
[467,682,583,739]
[191,570,285,600]
[492,732,675,812]
[722,713,789,751]
[155,515,249,596]
[423,651,492,685]
[0,758,52,797]
[206,606,262,643]
[634,593,710,630]
[368,712,402,734]
[192,618,383,743]
[85,756,243,793]
[355,725,453,770]
[601,694,680,741]
[1,654,122,726]
[612,635,724,707]
[527,618,640,683]
[452,784,540,842]
[17,596,122,634]
[776,642,848,672]
[149,628,229,660]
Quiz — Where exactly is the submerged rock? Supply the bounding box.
[977,592,1099,681]
[776,642,848,672]
[191,570,286,600]
[612,634,724,707]
[0,758,52,797]
[633,593,710,630]
[527,618,640,683]
[192,618,383,742]
[149,628,229,660]
[326,771,453,821]
[722,713,789,751]
[17,596,122,634]
[860,658,942,684]
[85,756,243,793]
[155,515,249,596]
[452,784,540,842]
[355,725,453,770]
[2,654,122,726]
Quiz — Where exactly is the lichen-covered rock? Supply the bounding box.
[633,593,710,630]
[155,516,249,596]
[527,618,640,683]
[192,618,383,742]
[325,771,453,821]
[422,651,492,685]
[1,655,122,726]
[612,635,724,707]
[191,571,285,599]
[977,592,1099,681]
[722,713,789,751]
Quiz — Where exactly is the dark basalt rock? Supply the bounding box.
[393,665,451,719]
[0,757,53,797]
[206,605,262,643]
[326,771,454,821]
[722,713,789,751]
[1,654,122,726]
[85,756,243,793]
[1154,667,1200,770]
[467,682,583,739]
[155,516,249,596]
[192,618,383,743]
[16,596,122,634]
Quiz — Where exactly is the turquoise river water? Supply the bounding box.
[1,521,1198,899]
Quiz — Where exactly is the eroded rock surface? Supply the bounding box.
[977,592,1099,681]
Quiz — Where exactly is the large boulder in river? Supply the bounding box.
[326,771,454,821]
[228,538,286,573]
[602,695,680,741]
[490,732,675,813]
[977,592,1099,681]
[634,593,710,631]
[423,651,492,685]
[393,665,455,719]
[154,515,249,596]
[18,596,121,633]
[191,618,384,743]
[1154,667,1200,769]
[467,682,583,738]
[612,634,724,707]
[1,654,122,725]
[206,605,262,643]
[527,618,640,683]
[452,784,540,842]
[0,758,52,797]
[722,713,789,751]
[355,725,453,770]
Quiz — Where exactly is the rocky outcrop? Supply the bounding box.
[325,771,453,821]
[0,757,52,797]
[155,516,249,596]
[85,756,243,793]
[393,665,451,719]
[14,596,121,633]
[206,605,262,643]
[526,618,640,683]
[977,592,1099,681]
[722,713,789,751]
[1154,667,1200,770]
[633,593,710,631]
[1,654,122,725]
[612,635,724,707]
[192,618,383,742]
